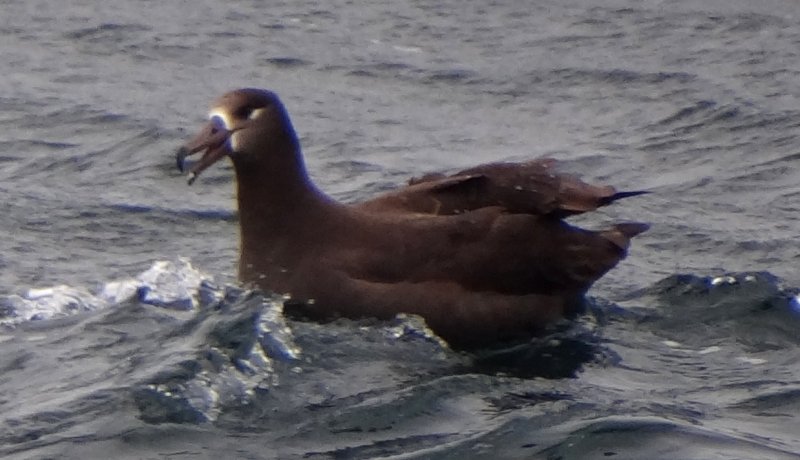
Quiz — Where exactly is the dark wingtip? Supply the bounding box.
[615,222,650,238]
[600,190,650,206]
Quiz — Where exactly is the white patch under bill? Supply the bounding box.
[208,108,234,131]
[230,131,240,152]
[209,108,239,151]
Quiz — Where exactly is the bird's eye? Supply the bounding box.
[236,106,254,119]
[235,105,267,120]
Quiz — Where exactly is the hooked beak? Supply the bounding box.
[176,118,233,185]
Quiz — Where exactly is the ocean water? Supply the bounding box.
[2,0,800,458]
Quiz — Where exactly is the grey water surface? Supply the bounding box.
[2,0,800,458]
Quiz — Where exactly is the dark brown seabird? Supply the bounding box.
[176,88,648,349]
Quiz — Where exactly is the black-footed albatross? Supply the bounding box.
[176,88,648,349]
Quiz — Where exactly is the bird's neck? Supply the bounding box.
[234,150,325,212]
[232,140,342,284]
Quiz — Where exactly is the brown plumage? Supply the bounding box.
[176,88,648,349]
[360,159,649,218]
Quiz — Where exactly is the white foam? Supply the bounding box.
[697,346,721,355]
[0,285,103,325]
[133,258,208,310]
[735,356,768,365]
[710,275,737,286]
[1,258,211,327]
[790,295,800,314]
